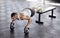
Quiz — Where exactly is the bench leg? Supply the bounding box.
[49,9,56,18]
[36,13,43,24]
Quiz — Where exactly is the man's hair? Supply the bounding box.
[11,12,17,18]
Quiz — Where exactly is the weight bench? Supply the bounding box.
[36,6,56,24]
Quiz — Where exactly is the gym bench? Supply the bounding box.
[36,6,56,24]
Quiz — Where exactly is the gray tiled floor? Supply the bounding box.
[0,0,60,38]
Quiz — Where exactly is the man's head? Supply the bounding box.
[11,12,19,20]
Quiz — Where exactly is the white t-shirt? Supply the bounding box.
[21,9,31,17]
[18,8,35,20]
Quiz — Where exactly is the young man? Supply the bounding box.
[10,6,41,34]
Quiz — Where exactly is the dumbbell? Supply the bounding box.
[10,22,14,30]
[24,28,29,35]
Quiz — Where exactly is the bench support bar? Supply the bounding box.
[36,13,43,24]
[49,9,56,18]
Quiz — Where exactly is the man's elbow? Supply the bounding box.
[28,17,32,23]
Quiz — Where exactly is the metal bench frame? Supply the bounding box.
[36,7,56,24]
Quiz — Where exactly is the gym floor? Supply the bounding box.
[0,0,60,38]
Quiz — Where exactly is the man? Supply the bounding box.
[10,6,41,34]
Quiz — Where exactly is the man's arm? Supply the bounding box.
[25,16,32,28]
[19,13,32,28]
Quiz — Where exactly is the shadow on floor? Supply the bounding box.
[10,30,15,38]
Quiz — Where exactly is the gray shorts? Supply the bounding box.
[20,8,35,17]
